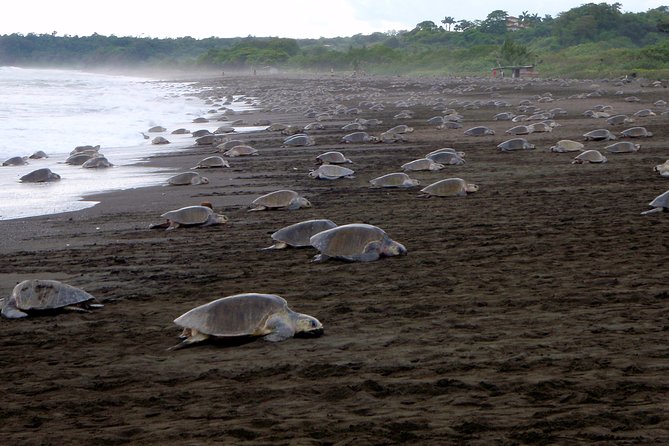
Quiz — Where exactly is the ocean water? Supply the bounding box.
[0,67,257,220]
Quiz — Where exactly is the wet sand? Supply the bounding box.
[1,74,668,445]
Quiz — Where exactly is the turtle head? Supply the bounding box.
[293,314,324,337]
[466,183,479,193]
[383,239,407,257]
[289,197,311,209]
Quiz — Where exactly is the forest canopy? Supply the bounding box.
[1,3,668,78]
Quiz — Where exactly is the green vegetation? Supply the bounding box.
[1,3,668,78]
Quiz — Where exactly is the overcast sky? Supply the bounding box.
[2,1,666,39]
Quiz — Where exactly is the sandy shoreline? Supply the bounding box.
[1,73,668,444]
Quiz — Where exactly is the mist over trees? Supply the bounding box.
[1,3,668,78]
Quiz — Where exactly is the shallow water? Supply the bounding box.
[0,67,258,220]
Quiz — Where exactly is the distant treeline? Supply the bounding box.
[2,3,669,78]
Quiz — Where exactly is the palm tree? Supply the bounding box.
[441,16,456,32]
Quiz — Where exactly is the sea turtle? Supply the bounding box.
[633,109,656,117]
[572,150,608,164]
[304,122,326,131]
[440,121,464,130]
[583,129,617,141]
[385,124,414,134]
[316,151,352,164]
[82,156,113,168]
[606,114,634,125]
[192,156,230,169]
[426,148,466,158]
[464,126,495,136]
[223,145,258,157]
[151,205,228,230]
[20,168,61,183]
[641,189,669,215]
[342,122,366,131]
[309,223,407,262]
[249,190,311,211]
[425,151,465,165]
[654,160,669,177]
[2,156,27,166]
[401,158,445,172]
[427,116,446,126]
[369,172,420,188]
[148,126,166,133]
[341,132,378,143]
[309,164,355,180]
[493,112,515,121]
[171,128,191,135]
[65,153,97,165]
[550,140,584,153]
[262,219,338,250]
[152,136,170,145]
[0,279,103,319]
[167,172,209,186]
[217,139,245,150]
[71,145,100,154]
[497,138,535,152]
[29,150,48,159]
[168,293,323,350]
[528,122,553,133]
[192,129,213,138]
[213,125,235,134]
[505,125,532,135]
[196,135,226,146]
[605,142,640,153]
[419,178,479,197]
[283,134,315,147]
[620,126,653,138]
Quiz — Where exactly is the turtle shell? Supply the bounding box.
[550,140,584,152]
[497,138,535,151]
[316,151,351,164]
[3,156,27,166]
[20,168,61,183]
[272,219,337,247]
[252,190,301,209]
[310,224,388,259]
[283,134,315,147]
[605,142,640,153]
[194,156,229,168]
[5,279,95,316]
[82,156,113,168]
[620,126,653,138]
[583,129,616,141]
[401,158,444,171]
[420,178,470,197]
[173,294,289,337]
[167,172,208,185]
[162,206,215,225]
[309,165,354,179]
[573,150,607,163]
[426,151,465,164]
[464,126,494,136]
[369,172,419,188]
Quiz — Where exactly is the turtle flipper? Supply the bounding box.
[258,242,288,251]
[641,207,664,215]
[1,298,28,319]
[352,241,382,262]
[263,316,296,342]
[167,329,209,351]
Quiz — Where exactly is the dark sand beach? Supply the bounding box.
[1,73,668,445]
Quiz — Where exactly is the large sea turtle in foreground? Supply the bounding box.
[0,279,103,319]
[168,293,323,350]
[641,189,669,215]
[150,205,229,230]
[249,190,311,211]
[419,178,479,197]
[309,223,407,262]
[262,219,337,250]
